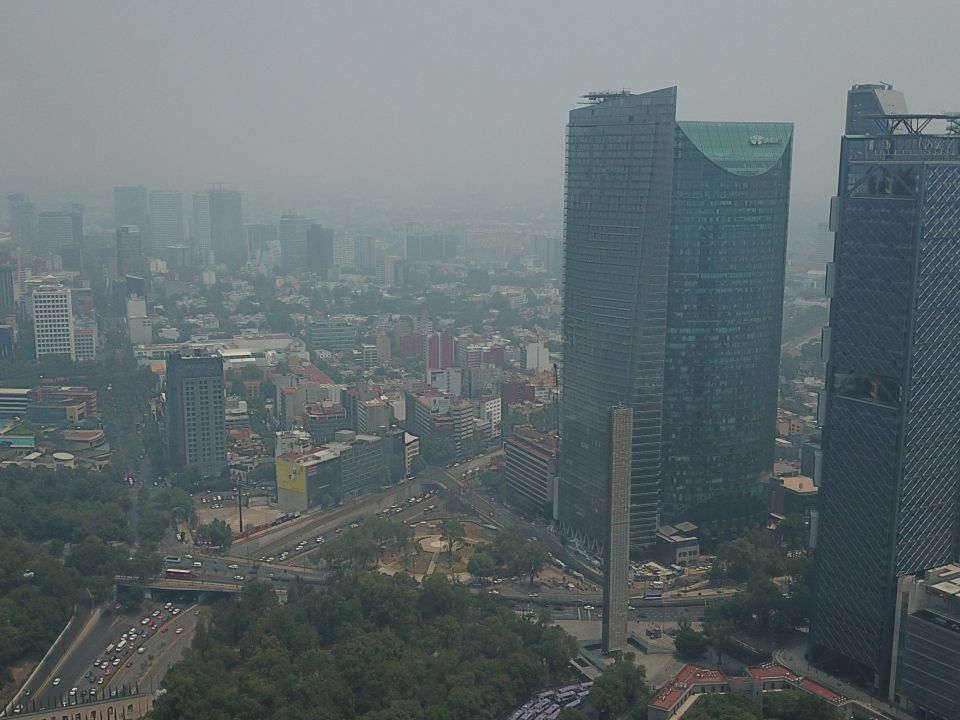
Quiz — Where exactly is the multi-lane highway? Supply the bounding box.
[229,477,434,560]
[10,598,197,715]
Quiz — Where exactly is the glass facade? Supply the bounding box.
[559,87,677,551]
[811,87,960,692]
[208,189,245,270]
[898,610,960,718]
[661,122,792,524]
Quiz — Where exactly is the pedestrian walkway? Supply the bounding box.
[774,640,911,720]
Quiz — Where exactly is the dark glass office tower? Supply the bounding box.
[116,225,145,279]
[7,194,38,250]
[279,213,310,274]
[810,85,960,692]
[38,205,83,255]
[559,88,676,551]
[661,123,793,525]
[308,225,336,275]
[208,189,245,269]
[113,186,151,248]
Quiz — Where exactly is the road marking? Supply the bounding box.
[132,607,198,688]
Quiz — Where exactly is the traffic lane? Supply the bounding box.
[286,505,454,567]
[29,606,119,706]
[135,614,197,692]
[108,605,198,690]
[232,479,431,558]
[9,589,94,712]
[273,492,443,565]
[29,605,155,710]
[488,592,710,623]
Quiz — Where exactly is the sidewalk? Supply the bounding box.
[774,639,911,720]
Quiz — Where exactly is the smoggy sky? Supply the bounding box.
[2,0,956,228]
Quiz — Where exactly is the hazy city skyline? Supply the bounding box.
[2,1,956,228]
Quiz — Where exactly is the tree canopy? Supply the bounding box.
[151,571,581,720]
[0,465,165,686]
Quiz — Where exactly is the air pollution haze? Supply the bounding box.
[1,0,956,226]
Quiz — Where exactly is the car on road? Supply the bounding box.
[583,605,595,611]
[52,678,61,686]
[172,608,180,615]
[234,575,244,581]
[151,610,160,617]
[228,564,239,570]
[176,627,184,634]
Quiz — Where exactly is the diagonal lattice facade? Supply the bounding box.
[811,128,960,692]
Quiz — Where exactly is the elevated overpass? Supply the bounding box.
[115,576,242,595]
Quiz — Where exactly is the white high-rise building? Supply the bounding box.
[150,190,185,250]
[32,285,75,360]
[334,234,355,268]
[479,396,502,438]
[525,341,550,372]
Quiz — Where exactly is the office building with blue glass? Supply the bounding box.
[559,88,677,552]
[662,122,792,525]
[560,87,792,551]
[810,84,960,693]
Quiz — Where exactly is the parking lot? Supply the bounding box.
[194,492,285,531]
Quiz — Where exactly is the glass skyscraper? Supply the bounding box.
[810,84,960,692]
[559,87,793,552]
[661,122,793,525]
[113,186,151,248]
[208,189,245,270]
[559,87,677,551]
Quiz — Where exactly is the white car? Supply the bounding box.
[175,627,184,634]
[228,564,239,570]
[172,608,180,615]
[234,575,244,581]
[52,678,61,686]
[69,688,77,696]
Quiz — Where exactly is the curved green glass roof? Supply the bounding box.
[677,121,793,176]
